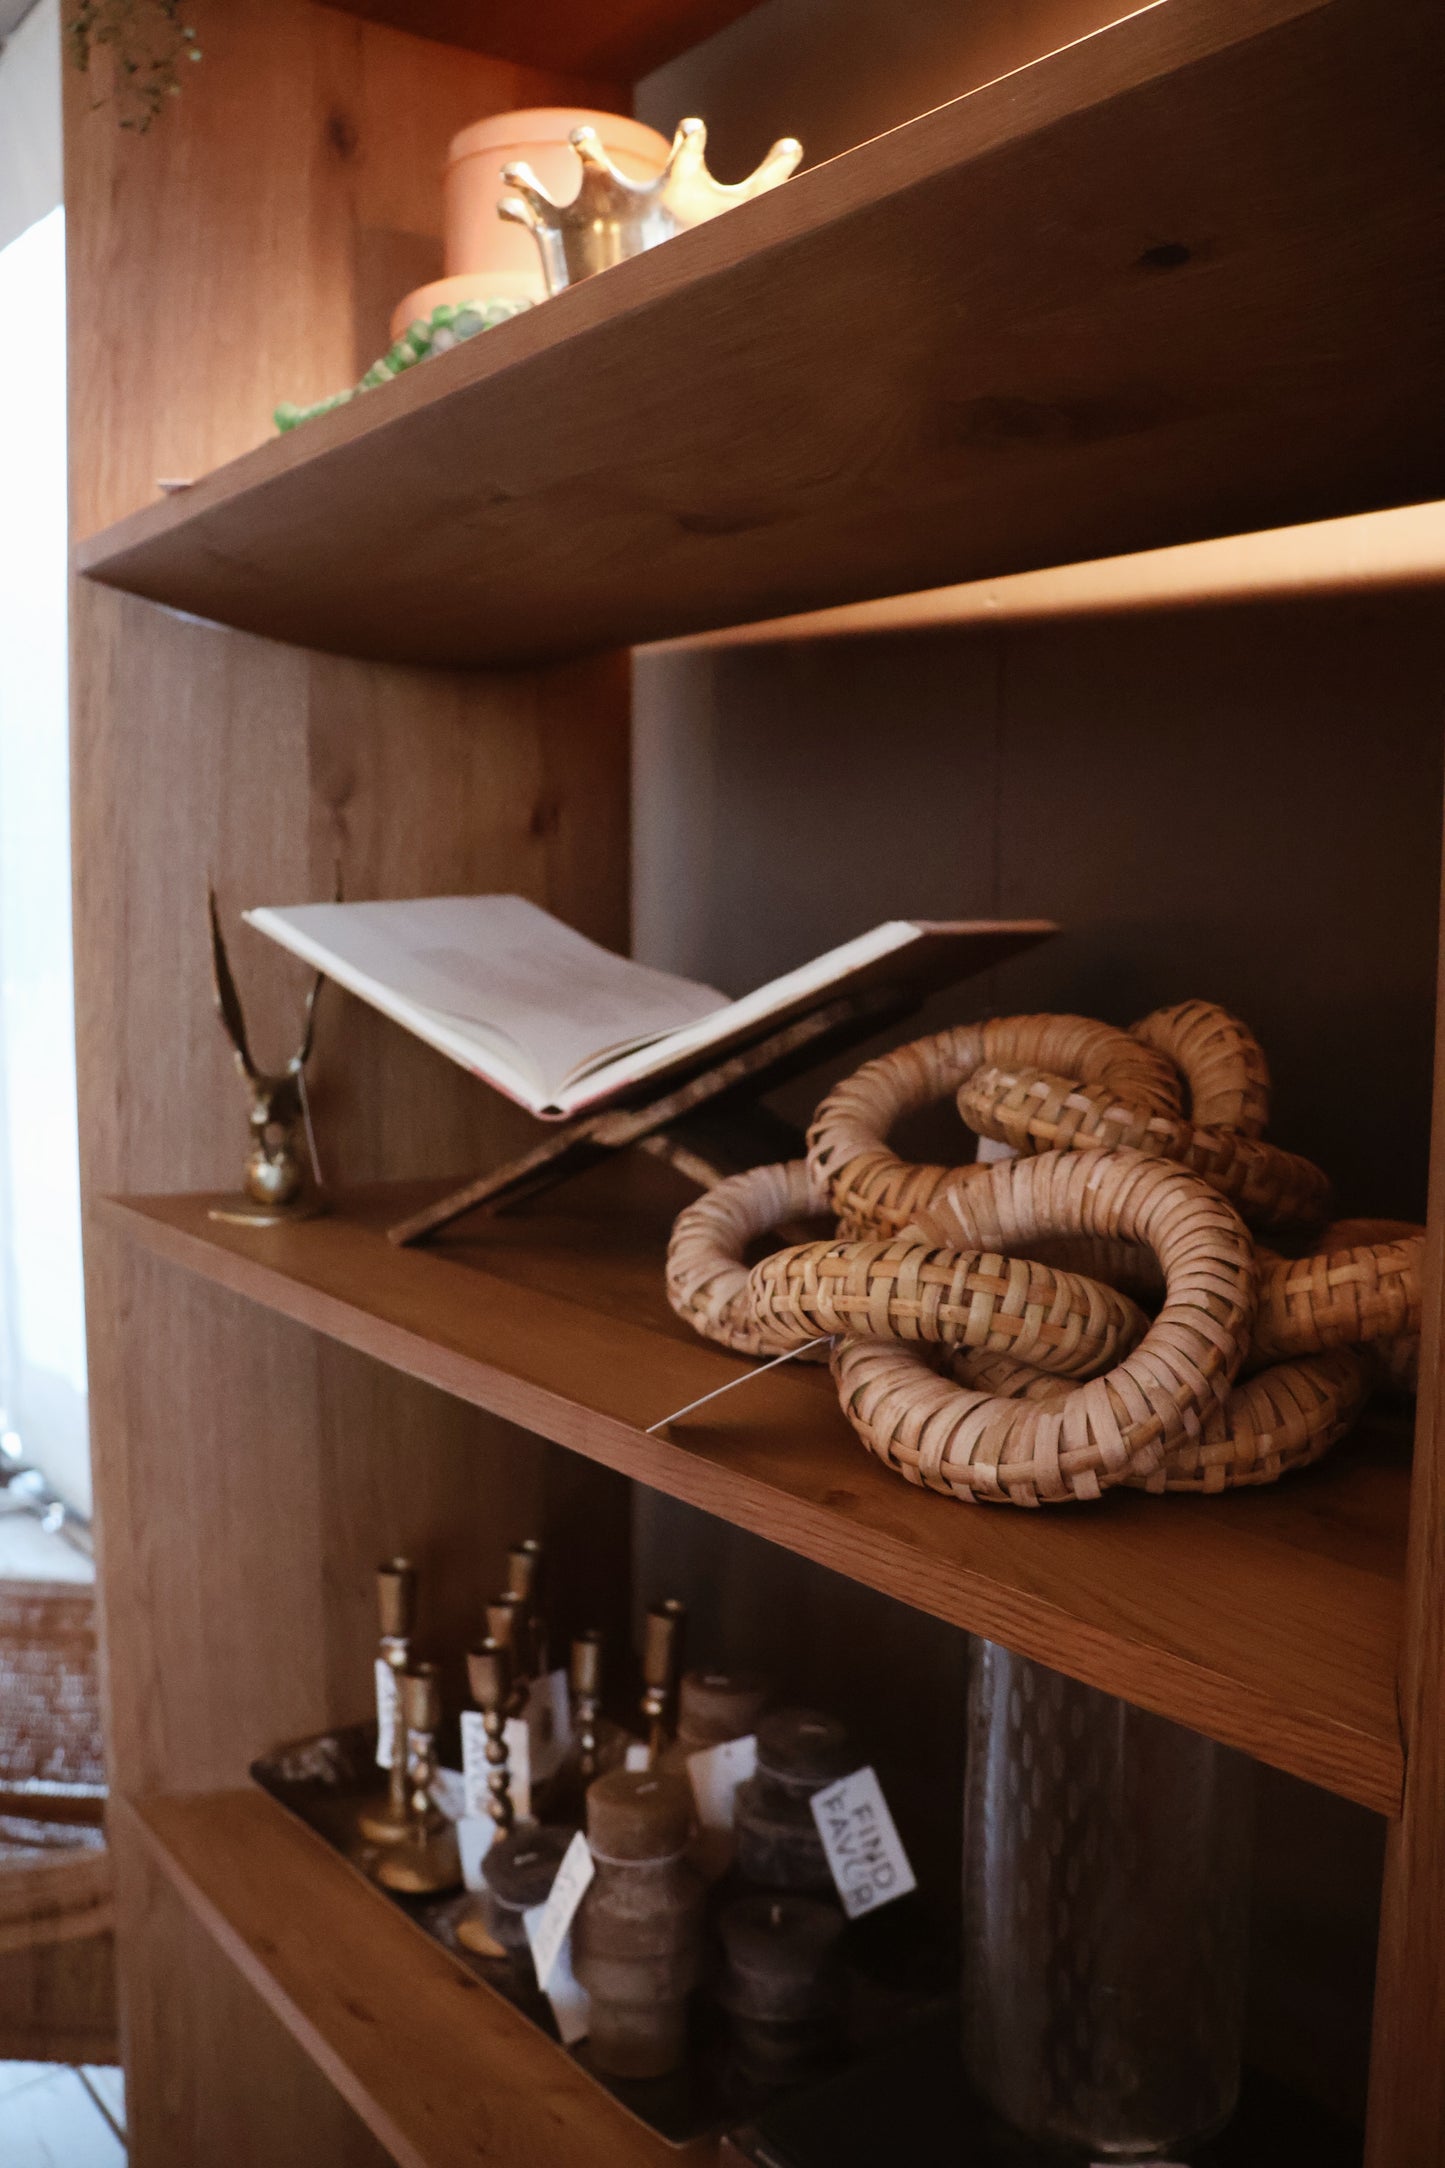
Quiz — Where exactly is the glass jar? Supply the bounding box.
[962,1641,1252,2159]
[573,1769,705,2079]
[735,1708,853,1893]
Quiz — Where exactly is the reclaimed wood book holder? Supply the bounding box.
[388,991,904,1244]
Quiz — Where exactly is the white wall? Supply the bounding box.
[0,1,87,1511]
[0,0,61,255]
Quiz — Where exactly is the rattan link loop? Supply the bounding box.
[666,1160,1148,1376]
[806,1015,1181,1240]
[958,1064,1332,1232]
[830,1148,1257,1506]
[943,1344,1370,1494]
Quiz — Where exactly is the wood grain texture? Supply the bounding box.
[77,0,1445,667]
[128,1788,710,2168]
[324,0,765,78]
[66,8,633,2163]
[105,1162,1409,1813]
[1364,780,1445,2165]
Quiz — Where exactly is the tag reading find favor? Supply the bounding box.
[810,1765,916,1919]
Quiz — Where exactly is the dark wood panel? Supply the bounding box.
[105,1163,1408,1813]
[77,0,1445,667]
[325,0,764,78]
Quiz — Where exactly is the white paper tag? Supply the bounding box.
[810,1766,917,1918]
[527,1668,573,1783]
[431,1766,466,1822]
[504,1714,532,1820]
[374,1658,399,1769]
[461,1709,533,1822]
[527,1828,594,1994]
[457,1815,496,1893]
[624,1739,651,1772]
[687,1733,757,1831]
[524,1907,591,2044]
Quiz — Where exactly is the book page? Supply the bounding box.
[246,896,726,1107]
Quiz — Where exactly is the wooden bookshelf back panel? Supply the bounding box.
[106,1167,1407,1814]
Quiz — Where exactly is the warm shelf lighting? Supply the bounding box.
[647,501,1445,653]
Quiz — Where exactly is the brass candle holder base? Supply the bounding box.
[374,1823,461,1896]
[455,1903,506,1959]
[207,1196,327,1227]
[356,1792,412,1846]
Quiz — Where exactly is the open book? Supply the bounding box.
[245,895,1053,1120]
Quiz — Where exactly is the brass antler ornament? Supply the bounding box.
[206,884,325,1225]
[500,117,802,295]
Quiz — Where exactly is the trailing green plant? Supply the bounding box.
[69,0,202,133]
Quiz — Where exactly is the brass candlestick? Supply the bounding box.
[358,1557,416,1846]
[486,1591,532,1693]
[455,1636,516,1958]
[641,1599,688,1767]
[572,1630,603,1785]
[507,1538,548,1676]
[375,1664,460,1896]
[467,1637,515,1835]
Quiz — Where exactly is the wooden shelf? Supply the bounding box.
[131,1786,1364,2168]
[126,1787,706,2168]
[75,0,1443,669]
[323,0,767,78]
[105,1159,1409,1814]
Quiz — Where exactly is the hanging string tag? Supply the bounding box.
[646,1337,835,1436]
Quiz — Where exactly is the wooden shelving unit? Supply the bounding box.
[64,0,1445,2161]
[75,0,1444,668]
[106,1166,1408,1815]
[125,1789,702,2168]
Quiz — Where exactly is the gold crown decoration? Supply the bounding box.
[500,118,803,296]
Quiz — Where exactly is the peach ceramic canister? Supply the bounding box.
[391,108,673,338]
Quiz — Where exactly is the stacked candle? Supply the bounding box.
[573,1769,705,2078]
[735,1709,853,1893]
[662,1669,769,1881]
[478,1824,571,1961]
[718,1891,845,2086]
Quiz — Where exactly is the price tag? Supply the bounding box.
[526,1829,594,1995]
[524,1904,590,2044]
[374,1658,399,1769]
[431,1766,466,1822]
[687,1733,757,1832]
[457,1816,496,1894]
[527,1668,573,1784]
[810,1766,916,1919]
